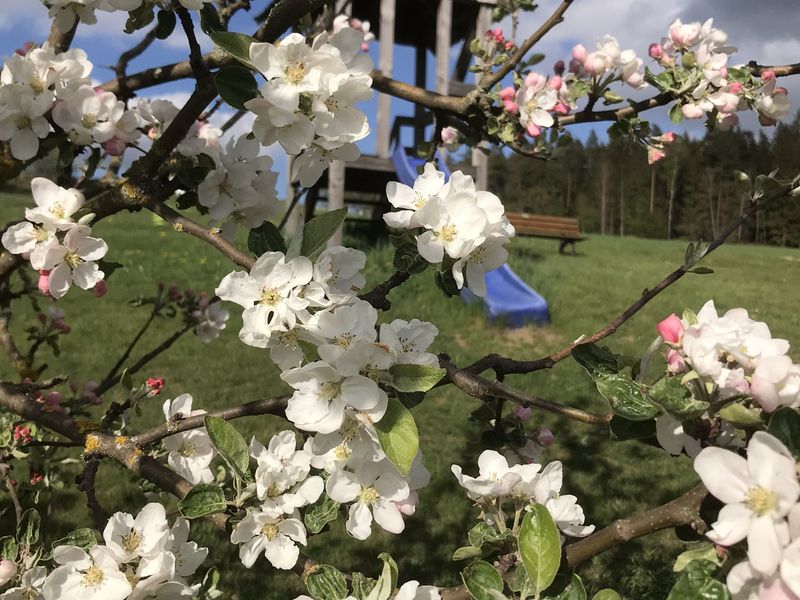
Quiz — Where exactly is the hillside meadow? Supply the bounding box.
[0,189,798,598]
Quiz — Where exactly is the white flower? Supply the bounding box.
[25,177,84,231]
[309,416,384,474]
[215,251,313,347]
[312,245,366,302]
[326,458,410,539]
[384,162,446,229]
[0,565,46,600]
[655,415,702,457]
[0,88,52,160]
[230,511,307,569]
[415,194,487,263]
[167,518,208,578]
[312,73,372,146]
[162,395,216,484]
[103,503,171,563]
[41,225,107,299]
[195,301,229,343]
[1,221,56,269]
[515,76,557,133]
[751,356,800,413]
[291,143,360,187]
[246,98,315,155]
[694,431,800,575]
[531,461,595,538]
[451,450,523,501]
[379,318,439,367]
[452,239,509,297]
[396,581,440,600]
[281,360,388,434]
[52,85,123,146]
[312,300,378,373]
[43,545,131,600]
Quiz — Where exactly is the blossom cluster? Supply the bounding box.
[0,503,207,600]
[452,449,594,539]
[694,432,799,599]
[214,248,437,542]
[42,0,213,33]
[161,394,217,485]
[383,163,515,297]
[244,26,373,187]
[2,178,108,299]
[650,19,790,129]
[198,134,280,240]
[657,300,798,412]
[135,98,221,160]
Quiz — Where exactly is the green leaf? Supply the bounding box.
[673,543,723,572]
[209,31,258,69]
[596,374,659,421]
[0,536,18,561]
[351,573,377,600]
[452,546,484,561]
[395,390,426,409]
[305,565,349,600]
[461,560,505,600]
[666,560,730,600]
[214,65,259,110]
[365,553,398,600]
[767,407,800,459]
[718,403,762,427]
[546,574,587,600]
[154,9,177,39]
[648,377,709,419]
[124,3,155,33]
[17,508,40,547]
[204,415,250,480]
[248,221,287,256]
[609,415,656,441]
[199,4,222,34]
[592,591,622,600]
[300,208,348,258]
[669,103,684,124]
[374,399,419,476]
[684,241,710,269]
[304,494,340,534]
[572,344,620,378]
[518,505,561,594]
[177,484,226,519]
[120,368,134,391]
[688,267,714,275]
[98,259,124,282]
[389,364,445,393]
[52,528,97,551]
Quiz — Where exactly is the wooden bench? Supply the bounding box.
[506,213,587,255]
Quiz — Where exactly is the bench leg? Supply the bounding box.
[558,239,568,254]
[571,241,576,256]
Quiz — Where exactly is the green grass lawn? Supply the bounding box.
[1,188,799,599]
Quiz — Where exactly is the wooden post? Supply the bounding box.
[327,160,346,247]
[600,164,607,235]
[667,163,677,240]
[376,0,395,158]
[414,43,427,148]
[435,0,452,95]
[471,2,492,191]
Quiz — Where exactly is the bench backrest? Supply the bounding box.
[506,212,581,238]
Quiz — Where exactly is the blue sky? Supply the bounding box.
[2,0,799,197]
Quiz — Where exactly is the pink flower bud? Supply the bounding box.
[553,60,565,75]
[537,427,554,448]
[103,137,127,157]
[568,58,581,74]
[29,472,43,485]
[350,18,362,29]
[727,82,743,95]
[761,69,776,82]
[547,75,562,90]
[719,66,728,79]
[504,41,513,51]
[0,559,17,586]
[526,122,541,137]
[524,72,545,90]
[513,405,531,421]
[666,349,685,374]
[15,42,35,56]
[395,489,418,516]
[583,52,607,75]
[657,314,684,344]
[441,126,459,146]
[361,42,369,52]
[660,131,677,143]
[499,86,516,101]
[681,103,705,120]
[648,43,663,59]
[572,44,587,63]
[554,102,570,115]
[647,146,667,165]
[37,270,51,297]
[502,99,519,114]
[93,280,107,298]
[775,86,788,95]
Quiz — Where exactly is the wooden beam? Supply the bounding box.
[327,160,346,247]
[435,0,453,95]
[471,2,492,191]
[376,0,395,158]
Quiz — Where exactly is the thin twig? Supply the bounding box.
[100,312,156,385]
[359,271,412,311]
[0,462,22,526]
[76,458,106,530]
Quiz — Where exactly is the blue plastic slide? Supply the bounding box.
[390,146,550,328]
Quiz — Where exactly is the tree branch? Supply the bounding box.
[479,0,574,90]
[565,483,708,566]
[359,271,412,310]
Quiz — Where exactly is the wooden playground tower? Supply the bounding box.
[299,0,497,244]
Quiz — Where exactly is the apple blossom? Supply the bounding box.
[326,458,410,539]
[750,356,800,413]
[39,225,107,299]
[0,565,46,600]
[694,432,800,574]
[384,162,446,229]
[0,560,17,586]
[103,503,171,564]
[43,545,131,600]
[25,177,85,231]
[194,301,229,343]
[52,85,123,146]
[167,518,208,578]
[162,394,216,485]
[396,581,441,600]
[230,511,307,569]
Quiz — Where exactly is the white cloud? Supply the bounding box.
[0,0,51,38]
